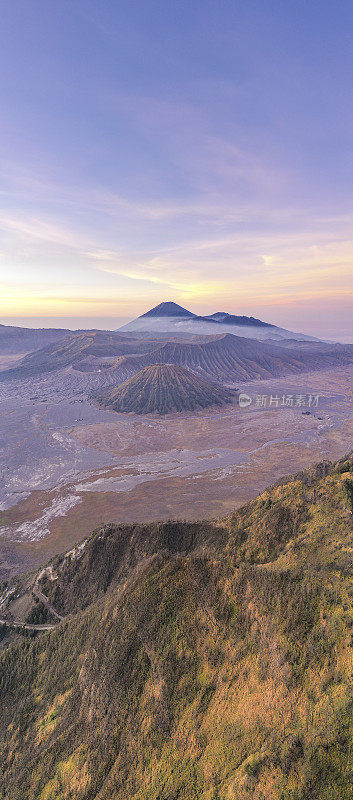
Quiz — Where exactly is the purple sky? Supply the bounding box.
[0,1,352,339]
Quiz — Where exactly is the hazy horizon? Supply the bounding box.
[1,297,353,343]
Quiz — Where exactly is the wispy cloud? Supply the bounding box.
[1,132,353,328]
[0,213,85,248]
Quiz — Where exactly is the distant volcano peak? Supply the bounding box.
[140,301,195,318]
[205,312,274,328]
[118,301,319,343]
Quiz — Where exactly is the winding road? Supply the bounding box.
[32,583,65,622]
[0,574,66,633]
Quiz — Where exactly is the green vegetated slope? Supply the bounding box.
[98,363,235,414]
[1,457,353,799]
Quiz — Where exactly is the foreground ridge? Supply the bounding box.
[1,455,353,798]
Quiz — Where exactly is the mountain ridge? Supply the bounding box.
[0,323,75,355]
[110,332,353,384]
[0,331,154,381]
[118,301,321,342]
[205,311,274,327]
[1,454,353,798]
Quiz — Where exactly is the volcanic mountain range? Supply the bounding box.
[0,315,353,400]
[113,333,353,384]
[140,301,275,329]
[1,303,353,415]
[119,300,319,341]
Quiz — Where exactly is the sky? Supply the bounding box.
[0,0,352,339]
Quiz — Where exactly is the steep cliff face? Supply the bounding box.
[1,456,353,799]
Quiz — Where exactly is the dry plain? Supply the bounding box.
[1,362,353,578]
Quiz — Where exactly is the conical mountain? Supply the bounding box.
[140,301,195,318]
[98,362,235,414]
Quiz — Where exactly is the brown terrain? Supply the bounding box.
[1,363,353,580]
[98,362,235,414]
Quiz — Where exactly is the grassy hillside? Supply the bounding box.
[98,363,235,414]
[1,456,353,798]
